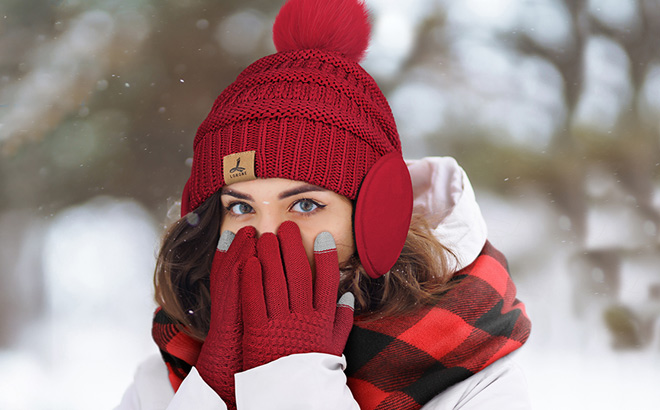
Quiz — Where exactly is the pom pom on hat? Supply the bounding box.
[183,0,410,278]
[184,0,402,215]
[273,0,371,62]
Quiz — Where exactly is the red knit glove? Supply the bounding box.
[241,221,355,371]
[196,226,256,409]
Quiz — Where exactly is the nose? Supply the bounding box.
[252,213,282,237]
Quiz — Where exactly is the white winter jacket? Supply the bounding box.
[115,157,532,410]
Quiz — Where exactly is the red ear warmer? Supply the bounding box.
[354,153,413,279]
[180,0,413,277]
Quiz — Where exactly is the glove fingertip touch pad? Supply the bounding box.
[314,231,336,253]
[217,230,236,252]
[197,224,257,408]
[337,292,355,310]
[242,222,353,371]
[312,231,340,313]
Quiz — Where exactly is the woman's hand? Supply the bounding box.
[240,221,355,371]
[196,226,256,409]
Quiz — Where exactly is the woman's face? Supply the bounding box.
[220,178,355,267]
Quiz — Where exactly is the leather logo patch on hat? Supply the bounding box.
[223,150,256,184]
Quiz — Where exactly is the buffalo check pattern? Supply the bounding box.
[344,241,531,409]
[152,307,201,391]
[152,241,531,407]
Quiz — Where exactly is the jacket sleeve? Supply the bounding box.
[113,355,226,410]
[235,353,359,410]
[421,356,532,410]
[115,353,358,410]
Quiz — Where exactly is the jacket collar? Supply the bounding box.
[407,156,487,271]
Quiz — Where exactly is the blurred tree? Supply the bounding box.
[0,0,658,350]
[366,0,659,349]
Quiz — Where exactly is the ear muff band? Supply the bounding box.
[354,152,413,279]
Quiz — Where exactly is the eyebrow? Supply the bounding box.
[221,184,327,201]
[221,189,253,201]
[278,185,328,199]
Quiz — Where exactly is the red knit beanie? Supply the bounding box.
[181,0,412,278]
[182,0,401,212]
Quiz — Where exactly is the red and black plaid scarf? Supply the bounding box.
[152,241,530,408]
[344,241,530,409]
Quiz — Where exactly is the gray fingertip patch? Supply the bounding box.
[337,292,355,310]
[314,231,336,252]
[217,230,235,251]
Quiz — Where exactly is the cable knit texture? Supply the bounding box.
[195,227,256,410]
[152,240,531,409]
[241,222,354,370]
[182,0,401,214]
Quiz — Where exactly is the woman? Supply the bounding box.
[117,0,531,408]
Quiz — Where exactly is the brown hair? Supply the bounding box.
[154,196,455,340]
[338,212,456,321]
[153,192,222,341]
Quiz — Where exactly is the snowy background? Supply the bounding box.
[1,0,659,409]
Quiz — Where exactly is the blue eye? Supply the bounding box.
[292,199,322,213]
[227,202,253,215]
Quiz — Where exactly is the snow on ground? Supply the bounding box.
[0,192,658,409]
[0,197,159,410]
[479,191,660,410]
